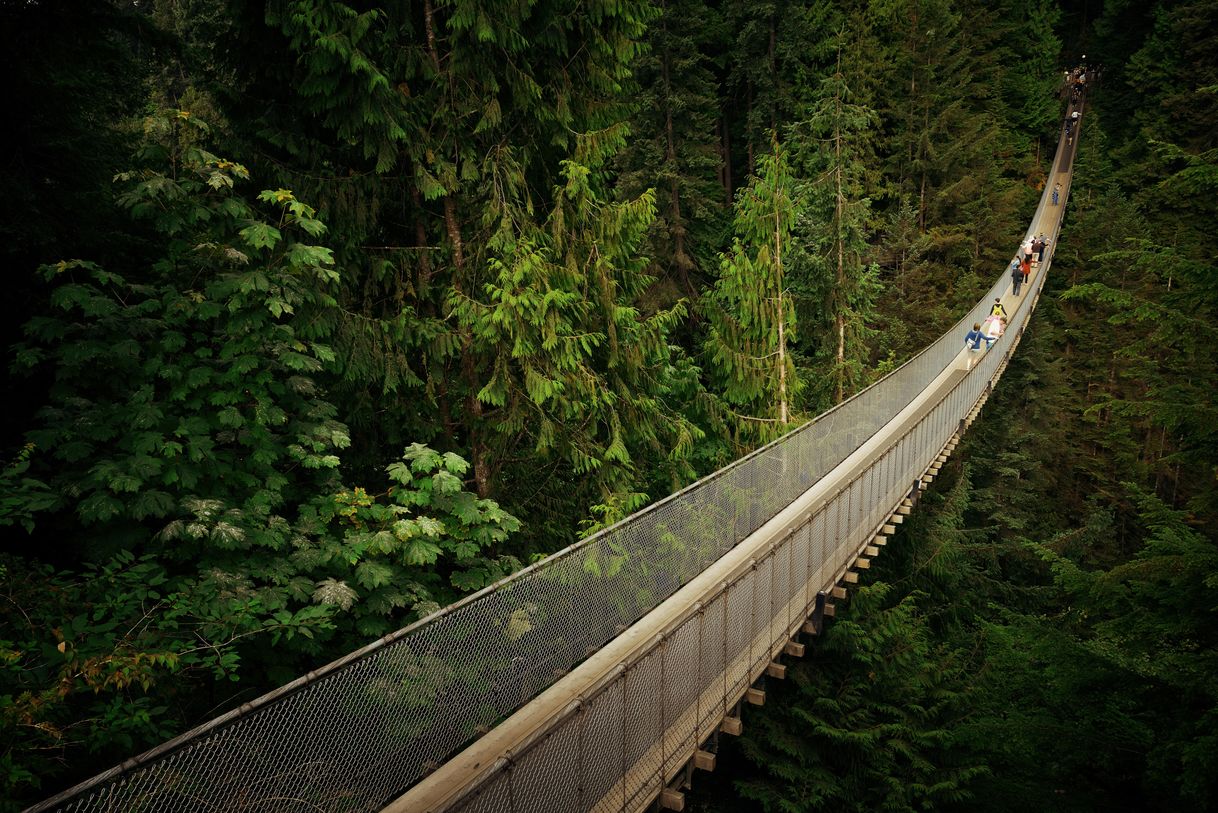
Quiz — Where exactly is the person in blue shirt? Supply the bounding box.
[964,322,993,370]
[965,322,993,349]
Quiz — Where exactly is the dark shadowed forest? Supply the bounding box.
[1,0,1215,810]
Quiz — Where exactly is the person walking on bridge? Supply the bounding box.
[990,297,1008,322]
[1052,182,1061,205]
[964,322,992,370]
[1011,258,1025,296]
[1033,234,1049,263]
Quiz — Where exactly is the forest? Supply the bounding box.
[1,0,1215,810]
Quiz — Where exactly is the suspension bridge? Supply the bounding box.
[31,103,1084,813]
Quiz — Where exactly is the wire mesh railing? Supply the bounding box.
[32,121,1076,813]
[432,177,1063,813]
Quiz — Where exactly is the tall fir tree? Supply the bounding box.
[615,0,726,300]
[703,136,801,441]
[790,40,881,407]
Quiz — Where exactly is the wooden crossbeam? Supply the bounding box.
[694,750,716,772]
[856,557,871,569]
[784,641,806,658]
[865,545,879,556]
[745,687,765,706]
[824,603,836,617]
[843,571,859,584]
[660,788,685,811]
[721,717,742,736]
[766,662,787,680]
[832,584,848,598]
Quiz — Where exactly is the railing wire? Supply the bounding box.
[32,122,1076,813]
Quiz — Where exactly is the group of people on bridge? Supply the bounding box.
[963,234,1050,366]
[963,61,1084,368]
[1063,60,1095,144]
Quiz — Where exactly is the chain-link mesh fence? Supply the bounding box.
[444,230,1055,812]
[33,127,1074,813]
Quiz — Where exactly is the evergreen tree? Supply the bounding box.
[734,585,986,813]
[615,0,726,299]
[790,41,881,407]
[719,0,831,178]
[448,155,702,527]
[703,137,801,440]
[203,0,687,545]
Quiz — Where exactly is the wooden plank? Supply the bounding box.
[896,506,911,516]
[832,585,848,598]
[865,545,879,556]
[824,603,836,617]
[745,687,765,706]
[784,641,806,658]
[856,558,871,569]
[843,571,859,584]
[882,523,896,534]
[721,717,742,736]
[766,662,787,680]
[890,514,904,525]
[660,788,685,811]
[693,750,716,772]
[872,534,887,546]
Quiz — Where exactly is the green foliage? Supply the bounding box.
[614,0,727,298]
[1,114,524,806]
[703,137,802,441]
[0,551,335,808]
[1038,488,1218,805]
[12,111,345,541]
[734,585,987,812]
[308,443,522,637]
[789,41,882,407]
[16,1,1218,810]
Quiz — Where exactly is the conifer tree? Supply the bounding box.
[868,0,1025,319]
[703,136,800,439]
[734,584,987,812]
[449,154,701,524]
[791,41,881,407]
[615,0,726,298]
[720,0,830,178]
[992,0,1064,142]
[202,0,683,541]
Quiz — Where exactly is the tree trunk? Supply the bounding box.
[768,17,778,131]
[721,109,733,204]
[775,181,788,426]
[746,82,755,177]
[411,186,433,300]
[834,59,847,405]
[659,12,693,295]
[444,192,491,498]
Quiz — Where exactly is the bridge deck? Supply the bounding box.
[384,109,1080,813]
